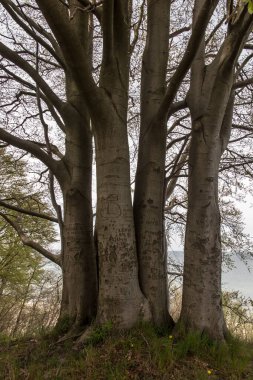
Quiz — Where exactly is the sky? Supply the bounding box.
[239,194,253,238]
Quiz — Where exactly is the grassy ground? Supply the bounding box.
[0,323,253,380]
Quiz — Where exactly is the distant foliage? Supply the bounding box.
[223,291,253,341]
[0,217,61,336]
[0,149,60,337]
[243,0,253,14]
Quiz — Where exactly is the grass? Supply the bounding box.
[0,323,252,379]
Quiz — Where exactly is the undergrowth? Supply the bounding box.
[0,323,252,379]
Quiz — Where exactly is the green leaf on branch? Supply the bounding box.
[248,0,253,14]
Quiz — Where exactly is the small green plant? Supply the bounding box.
[173,330,211,358]
[51,315,74,337]
[85,321,113,345]
[0,333,11,344]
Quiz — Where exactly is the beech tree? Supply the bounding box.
[180,1,253,340]
[0,0,253,342]
[0,0,98,331]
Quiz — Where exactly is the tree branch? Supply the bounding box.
[0,199,58,223]
[0,41,64,114]
[0,212,61,267]
[49,171,64,254]
[158,0,219,120]
[0,126,60,178]
[101,0,114,64]
[1,0,65,68]
[130,0,145,55]
[234,77,253,89]
[35,0,100,114]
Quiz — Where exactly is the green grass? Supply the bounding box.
[0,323,252,379]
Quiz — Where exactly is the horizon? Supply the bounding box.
[168,250,253,299]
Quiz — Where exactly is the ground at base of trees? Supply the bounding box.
[0,324,252,380]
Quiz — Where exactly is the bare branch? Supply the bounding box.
[35,0,100,114]
[1,0,65,68]
[0,41,64,114]
[159,0,219,120]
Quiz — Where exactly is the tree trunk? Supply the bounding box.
[179,3,253,340]
[95,117,151,328]
[134,123,171,327]
[59,105,97,331]
[180,125,225,339]
[134,0,172,327]
[61,187,97,329]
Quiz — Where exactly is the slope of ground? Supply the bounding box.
[0,324,252,380]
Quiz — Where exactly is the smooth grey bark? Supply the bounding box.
[181,124,224,339]
[60,166,97,329]
[94,115,150,326]
[9,0,220,333]
[92,1,151,328]
[0,2,98,332]
[58,78,98,330]
[180,3,253,340]
[133,0,218,328]
[134,0,171,327]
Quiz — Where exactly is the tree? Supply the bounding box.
[0,0,252,342]
[34,0,217,331]
[0,0,98,332]
[180,1,253,340]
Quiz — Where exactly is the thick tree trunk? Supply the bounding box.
[180,126,224,339]
[134,124,171,327]
[95,119,151,327]
[59,110,97,331]
[61,186,97,329]
[180,93,235,340]
[134,0,172,327]
[179,2,253,340]
[85,1,152,329]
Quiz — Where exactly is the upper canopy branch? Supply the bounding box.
[211,5,253,78]
[100,0,130,98]
[74,0,103,21]
[35,0,100,115]
[0,41,65,115]
[0,63,66,132]
[158,0,219,121]
[1,0,65,68]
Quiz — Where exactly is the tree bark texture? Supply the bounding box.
[59,81,97,329]
[90,1,151,328]
[181,126,224,339]
[94,113,151,327]
[134,0,172,327]
[180,3,253,340]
